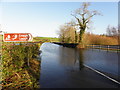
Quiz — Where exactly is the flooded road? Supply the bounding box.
[39,43,119,88]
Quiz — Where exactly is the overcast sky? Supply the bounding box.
[0,0,118,37]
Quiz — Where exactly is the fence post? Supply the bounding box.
[117,45,120,53]
[92,44,94,51]
[107,45,109,52]
[99,45,101,51]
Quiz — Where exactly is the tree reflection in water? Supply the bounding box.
[58,46,85,71]
[77,49,84,70]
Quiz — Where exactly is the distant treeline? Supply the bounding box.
[57,24,119,45]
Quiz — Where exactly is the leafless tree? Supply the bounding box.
[106,25,118,36]
[66,21,78,43]
[106,25,120,45]
[71,2,101,43]
[57,23,77,43]
[118,26,120,45]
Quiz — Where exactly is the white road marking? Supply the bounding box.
[84,64,120,85]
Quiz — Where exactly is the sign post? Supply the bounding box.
[3,33,33,42]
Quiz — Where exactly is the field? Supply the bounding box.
[33,37,59,42]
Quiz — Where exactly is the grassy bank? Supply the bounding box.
[2,42,41,89]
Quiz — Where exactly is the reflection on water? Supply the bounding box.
[40,43,119,75]
[40,43,119,88]
[78,49,84,70]
[58,45,85,71]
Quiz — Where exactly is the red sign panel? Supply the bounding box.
[3,33,33,42]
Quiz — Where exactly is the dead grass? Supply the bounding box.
[2,59,40,90]
[83,33,118,45]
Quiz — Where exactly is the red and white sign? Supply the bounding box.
[3,33,33,42]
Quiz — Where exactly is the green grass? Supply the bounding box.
[33,37,59,42]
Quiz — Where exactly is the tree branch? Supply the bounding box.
[71,14,83,27]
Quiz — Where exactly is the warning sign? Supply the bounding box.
[3,33,33,42]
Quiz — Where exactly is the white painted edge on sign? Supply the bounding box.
[28,33,33,41]
[3,33,5,42]
[84,64,120,85]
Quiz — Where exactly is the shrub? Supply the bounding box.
[2,42,41,89]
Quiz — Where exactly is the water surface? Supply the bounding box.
[40,43,119,88]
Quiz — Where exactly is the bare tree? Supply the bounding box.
[66,21,78,43]
[57,23,77,43]
[71,2,101,43]
[106,25,118,36]
[57,25,66,42]
[106,25,120,45]
[118,26,120,45]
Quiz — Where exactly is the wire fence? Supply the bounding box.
[86,44,120,52]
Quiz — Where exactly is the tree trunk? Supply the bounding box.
[79,29,85,43]
[75,30,77,43]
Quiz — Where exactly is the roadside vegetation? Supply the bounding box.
[0,35,58,89]
[2,42,41,89]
